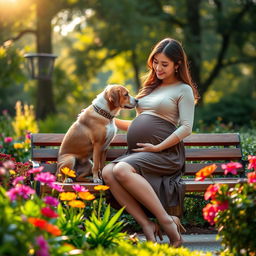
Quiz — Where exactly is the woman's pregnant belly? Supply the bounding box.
[126,114,176,150]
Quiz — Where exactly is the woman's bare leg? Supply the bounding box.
[102,163,159,241]
[112,162,181,244]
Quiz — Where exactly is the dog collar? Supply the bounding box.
[92,104,115,120]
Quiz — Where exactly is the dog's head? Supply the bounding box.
[104,84,138,110]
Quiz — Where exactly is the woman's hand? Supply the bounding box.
[132,143,161,153]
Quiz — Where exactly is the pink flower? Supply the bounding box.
[72,184,88,192]
[4,137,13,143]
[203,203,219,225]
[12,176,25,186]
[28,166,44,174]
[34,172,56,185]
[248,155,256,171]
[35,235,49,256]
[3,160,15,169]
[0,167,6,175]
[247,172,256,184]
[221,162,243,175]
[2,109,8,116]
[204,184,221,200]
[48,183,64,192]
[7,184,35,201]
[41,207,58,218]
[43,196,59,207]
[216,200,229,211]
[25,133,31,140]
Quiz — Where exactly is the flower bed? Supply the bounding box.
[196,155,256,255]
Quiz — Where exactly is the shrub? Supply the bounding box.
[197,156,256,255]
[82,240,213,256]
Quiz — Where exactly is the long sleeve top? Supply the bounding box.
[136,83,195,141]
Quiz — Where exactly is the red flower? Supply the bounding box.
[195,164,217,181]
[247,171,256,184]
[221,162,242,175]
[28,217,48,229]
[248,155,256,171]
[204,184,221,200]
[215,200,229,211]
[203,203,219,225]
[28,217,61,236]
[41,207,58,218]
[44,223,62,236]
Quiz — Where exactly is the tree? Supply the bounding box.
[1,0,89,119]
[69,0,256,102]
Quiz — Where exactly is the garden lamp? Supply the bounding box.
[24,53,57,80]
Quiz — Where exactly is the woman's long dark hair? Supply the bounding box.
[137,38,200,103]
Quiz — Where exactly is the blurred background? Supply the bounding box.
[0,0,255,133]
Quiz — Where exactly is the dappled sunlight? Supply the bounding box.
[204,90,222,104]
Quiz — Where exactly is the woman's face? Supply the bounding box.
[152,53,177,82]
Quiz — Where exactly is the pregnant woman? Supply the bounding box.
[102,38,199,247]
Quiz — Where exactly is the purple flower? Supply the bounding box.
[48,183,64,192]
[35,235,49,256]
[7,184,35,201]
[34,172,56,184]
[12,176,25,186]
[72,184,88,192]
[43,196,59,207]
[28,166,44,174]
[4,137,13,143]
[26,133,31,140]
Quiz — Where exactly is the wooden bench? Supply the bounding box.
[31,133,246,195]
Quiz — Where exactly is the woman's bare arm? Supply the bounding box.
[114,118,132,131]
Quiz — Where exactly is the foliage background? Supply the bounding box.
[0,0,255,130]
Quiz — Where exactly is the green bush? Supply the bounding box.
[194,90,256,128]
[182,194,208,227]
[82,240,213,256]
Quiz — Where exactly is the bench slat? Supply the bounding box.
[32,147,242,162]
[38,162,244,176]
[39,178,245,194]
[31,133,240,147]
[184,178,245,192]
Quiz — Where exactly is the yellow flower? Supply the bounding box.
[9,170,16,175]
[94,185,110,191]
[61,167,76,178]
[59,192,77,201]
[78,191,95,201]
[13,143,24,149]
[68,200,85,208]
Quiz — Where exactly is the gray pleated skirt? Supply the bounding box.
[112,114,185,213]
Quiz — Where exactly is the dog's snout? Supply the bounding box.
[135,99,139,103]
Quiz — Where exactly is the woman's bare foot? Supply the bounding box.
[141,221,163,242]
[160,215,185,248]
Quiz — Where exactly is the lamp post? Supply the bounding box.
[24,53,57,80]
[24,53,57,119]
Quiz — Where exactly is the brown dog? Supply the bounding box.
[57,84,137,183]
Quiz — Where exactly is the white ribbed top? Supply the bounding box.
[136,83,195,140]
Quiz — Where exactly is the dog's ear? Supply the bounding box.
[105,86,120,107]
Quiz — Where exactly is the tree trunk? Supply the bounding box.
[185,0,202,99]
[131,50,141,93]
[36,0,56,120]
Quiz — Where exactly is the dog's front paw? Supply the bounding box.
[93,178,103,184]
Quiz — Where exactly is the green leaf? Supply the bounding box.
[21,200,40,217]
